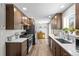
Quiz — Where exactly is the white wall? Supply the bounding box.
[35,18,50,39]
[0,30,6,56]
[62,4,75,29]
[0,4,5,30]
[0,4,6,56]
[35,23,49,39]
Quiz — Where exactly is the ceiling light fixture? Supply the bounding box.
[23,7,27,10]
[49,16,51,19]
[49,16,51,18]
[22,16,27,19]
[14,8,17,12]
[60,5,65,9]
[55,16,57,18]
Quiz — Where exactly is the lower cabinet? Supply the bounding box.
[55,42,61,56]
[52,39,55,56]
[6,40,27,56]
[61,47,71,56]
[48,36,51,49]
[48,36,71,56]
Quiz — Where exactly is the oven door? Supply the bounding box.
[27,37,33,54]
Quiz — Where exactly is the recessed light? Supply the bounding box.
[55,16,57,18]
[60,5,65,9]
[22,16,27,19]
[49,16,51,18]
[23,7,27,10]
[14,8,17,12]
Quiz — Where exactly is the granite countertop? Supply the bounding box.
[5,30,28,43]
[6,38,27,43]
[49,34,79,56]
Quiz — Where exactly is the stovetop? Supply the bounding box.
[20,34,33,38]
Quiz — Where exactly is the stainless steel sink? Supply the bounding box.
[56,39,71,44]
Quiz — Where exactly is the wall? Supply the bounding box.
[35,18,50,39]
[48,23,52,35]
[0,30,6,56]
[0,4,5,30]
[62,4,75,29]
[0,4,6,56]
[35,23,49,39]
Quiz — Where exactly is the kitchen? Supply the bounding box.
[0,3,79,56]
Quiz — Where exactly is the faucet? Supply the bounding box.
[7,36,12,41]
[15,33,19,39]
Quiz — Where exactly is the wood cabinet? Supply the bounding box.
[6,40,27,56]
[23,17,34,30]
[51,13,62,29]
[48,36,55,55]
[48,36,52,49]
[6,4,14,29]
[76,4,79,29]
[61,47,71,56]
[6,4,26,29]
[55,42,61,56]
[51,39,56,56]
[37,32,45,39]
[48,36,71,56]
[14,7,23,29]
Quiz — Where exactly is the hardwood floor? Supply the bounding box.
[28,39,52,56]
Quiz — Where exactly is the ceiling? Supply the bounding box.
[14,3,72,23]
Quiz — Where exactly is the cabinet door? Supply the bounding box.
[14,8,22,29]
[21,40,27,56]
[48,36,51,48]
[51,13,62,29]
[6,4,14,29]
[76,4,79,29]
[6,43,21,56]
[61,47,71,56]
[55,43,61,56]
[52,39,56,56]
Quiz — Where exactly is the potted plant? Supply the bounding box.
[63,28,69,40]
[63,28,69,33]
[69,28,79,34]
[69,28,75,34]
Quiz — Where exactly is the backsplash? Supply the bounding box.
[52,29,63,36]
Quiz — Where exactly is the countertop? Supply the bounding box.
[49,34,79,56]
[6,38,27,43]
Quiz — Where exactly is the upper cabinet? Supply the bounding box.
[14,7,23,29]
[51,13,62,29]
[23,17,34,30]
[6,4,29,30]
[6,4,14,29]
[76,3,79,29]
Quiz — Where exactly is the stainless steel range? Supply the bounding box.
[26,34,33,53]
[20,33,33,54]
